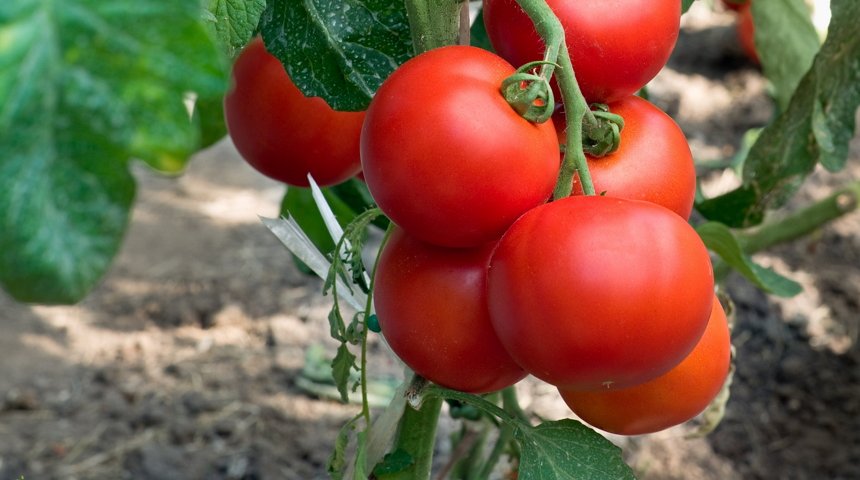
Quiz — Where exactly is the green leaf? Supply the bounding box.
[281,186,358,255]
[470,10,495,53]
[682,0,696,14]
[327,412,363,479]
[191,94,228,150]
[752,0,820,111]
[696,0,860,227]
[372,449,414,476]
[205,0,266,58]
[515,419,635,480]
[260,0,413,111]
[697,222,802,297]
[332,343,357,403]
[0,0,227,304]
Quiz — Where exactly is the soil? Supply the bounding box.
[1,3,858,479]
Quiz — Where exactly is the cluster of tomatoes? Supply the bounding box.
[224,0,732,436]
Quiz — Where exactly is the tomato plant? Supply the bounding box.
[482,0,681,103]
[361,45,559,248]
[373,228,526,393]
[487,195,715,390]
[224,37,365,187]
[558,95,697,218]
[559,296,732,435]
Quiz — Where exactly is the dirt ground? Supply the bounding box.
[1,4,858,479]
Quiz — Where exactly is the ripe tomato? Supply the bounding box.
[556,95,696,218]
[360,46,559,248]
[224,37,364,187]
[482,0,681,104]
[373,228,526,393]
[487,196,714,391]
[559,296,731,435]
[737,3,760,64]
[721,0,749,12]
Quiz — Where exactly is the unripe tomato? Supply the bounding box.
[557,95,696,218]
[482,0,681,104]
[374,228,527,393]
[559,297,731,435]
[224,37,364,187]
[487,196,714,391]
[361,46,559,248]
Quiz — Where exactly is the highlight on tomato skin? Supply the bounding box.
[223,37,365,187]
[558,297,732,436]
[487,195,715,392]
[373,227,527,394]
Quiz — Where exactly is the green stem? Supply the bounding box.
[511,0,596,198]
[404,0,463,54]
[383,387,443,480]
[714,180,860,280]
[423,385,519,426]
[360,225,394,425]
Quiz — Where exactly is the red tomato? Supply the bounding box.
[559,296,731,435]
[556,95,696,218]
[482,0,681,104]
[224,37,364,187]
[487,196,714,391]
[373,228,527,393]
[360,46,559,248]
[737,3,760,64]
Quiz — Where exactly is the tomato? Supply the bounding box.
[482,0,681,104]
[737,3,760,64]
[224,37,364,187]
[487,195,714,391]
[559,296,731,435]
[373,228,526,393]
[360,46,559,248]
[556,95,696,218]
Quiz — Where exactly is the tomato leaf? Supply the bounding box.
[332,343,358,403]
[259,0,413,111]
[697,222,802,297]
[204,0,266,58]
[470,10,495,53]
[281,186,359,256]
[515,419,635,480]
[752,0,820,112]
[0,0,226,304]
[328,412,363,479]
[696,0,860,227]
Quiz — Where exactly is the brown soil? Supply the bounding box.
[1,4,858,479]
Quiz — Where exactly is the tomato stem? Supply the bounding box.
[404,0,464,54]
[511,0,597,198]
[713,180,860,280]
[384,375,444,480]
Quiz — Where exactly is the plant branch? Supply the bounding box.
[405,0,464,54]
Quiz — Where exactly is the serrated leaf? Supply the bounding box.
[515,419,634,480]
[205,0,266,58]
[697,222,802,297]
[696,0,860,227]
[0,0,226,304]
[333,343,358,403]
[752,0,820,111]
[328,412,363,479]
[260,0,413,111]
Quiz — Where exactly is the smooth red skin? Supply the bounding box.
[737,4,760,64]
[556,96,696,218]
[482,0,681,104]
[361,46,559,248]
[487,196,714,391]
[224,38,365,187]
[559,297,731,435]
[374,228,527,393]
